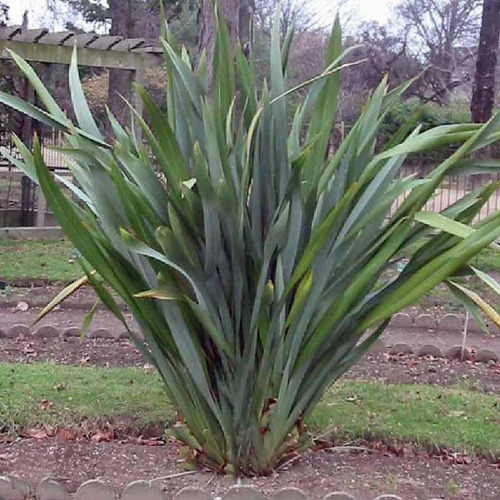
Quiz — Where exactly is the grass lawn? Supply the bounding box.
[1,362,500,459]
[2,237,500,284]
[0,238,81,282]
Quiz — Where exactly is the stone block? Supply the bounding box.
[121,481,164,500]
[368,339,387,354]
[34,325,59,338]
[417,344,442,358]
[475,349,499,363]
[445,345,471,360]
[389,313,413,329]
[223,486,264,500]
[7,477,31,499]
[174,487,212,500]
[89,328,114,339]
[63,327,81,338]
[74,480,115,500]
[36,477,70,500]
[374,496,404,500]
[415,314,437,330]
[389,343,414,355]
[7,324,29,338]
[273,488,307,500]
[0,476,23,500]
[439,314,462,332]
[323,493,356,500]
[0,328,6,338]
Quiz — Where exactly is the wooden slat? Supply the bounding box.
[63,33,99,48]
[133,45,163,54]
[0,26,21,40]
[111,38,146,51]
[11,28,49,43]
[38,32,75,45]
[87,35,123,50]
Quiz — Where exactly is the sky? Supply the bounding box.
[5,0,395,30]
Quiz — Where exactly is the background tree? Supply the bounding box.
[107,0,133,128]
[254,0,315,39]
[45,0,197,126]
[197,0,254,75]
[471,0,500,123]
[397,0,482,104]
[0,2,8,26]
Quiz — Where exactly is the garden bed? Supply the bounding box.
[1,440,500,499]
[2,238,500,498]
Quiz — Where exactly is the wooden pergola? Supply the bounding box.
[0,27,163,227]
[0,26,163,129]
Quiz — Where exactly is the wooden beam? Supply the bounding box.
[12,29,49,43]
[38,32,75,45]
[63,33,99,47]
[87,35,122,50]
[0,39,160,70]
[111,38,146,51]
[0,26,21,40]
[133,45,163,54]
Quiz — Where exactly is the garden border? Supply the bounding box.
[0,477,445,500]
[0,320,498,363]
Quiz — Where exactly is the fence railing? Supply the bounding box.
[393,165,500,221]
[0,132,71,226]
[1,132,500,226]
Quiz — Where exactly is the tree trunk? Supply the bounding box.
[108,0,133,129]
[197,0,253,82]
[471,0,500,123]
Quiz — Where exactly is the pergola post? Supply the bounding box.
[132,63,147,139]
[0,27,163,227]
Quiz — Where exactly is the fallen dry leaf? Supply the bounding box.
[39,399,54,411]
[56,428,74,442]
[23,428,49,440]
[91,430,114,443]
[137,437,165,446]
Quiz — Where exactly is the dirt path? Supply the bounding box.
[3,305,500,359]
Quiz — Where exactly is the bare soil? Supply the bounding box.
[0,439,499,500]
[0,282,470,318]
[0,336,143,367]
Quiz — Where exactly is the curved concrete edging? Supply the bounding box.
[0,476,447,500]
[1,322,498,363]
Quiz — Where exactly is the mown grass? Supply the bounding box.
[1,362,500,458]
[0,363,172,430]
[0,238,81,282]
[2,237,500,284]
[1,238,499,319]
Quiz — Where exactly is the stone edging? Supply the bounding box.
[1,322,498,363]
[0,477,445,500]
[389,312,500,334]
[0,324,128,340]
[369,339,499,362]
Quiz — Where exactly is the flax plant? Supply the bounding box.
[2,5,500,475]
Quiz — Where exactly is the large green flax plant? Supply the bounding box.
[2,6,500,475]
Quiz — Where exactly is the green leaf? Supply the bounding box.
[35,274,91,325]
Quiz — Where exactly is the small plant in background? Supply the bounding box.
[2,4,500,476]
